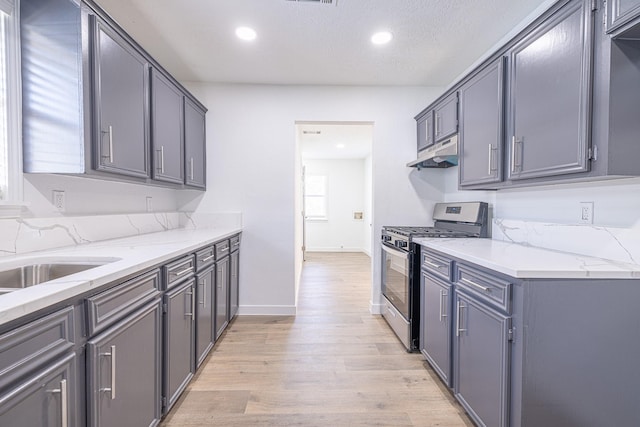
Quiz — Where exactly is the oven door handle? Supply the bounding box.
[381,244,409,259]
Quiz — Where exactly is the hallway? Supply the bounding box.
[161,252,471,426]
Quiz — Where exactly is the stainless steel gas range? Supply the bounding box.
[381,202,489,351]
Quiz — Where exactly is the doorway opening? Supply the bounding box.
[294,121,374,300]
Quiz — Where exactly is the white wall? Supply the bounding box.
[184,83,444,315]
[303,158,367,252]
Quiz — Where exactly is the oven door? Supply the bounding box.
[381,243,411,320]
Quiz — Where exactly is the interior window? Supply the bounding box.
[304,175,328,220]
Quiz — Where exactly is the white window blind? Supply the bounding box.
[304,175,327,220]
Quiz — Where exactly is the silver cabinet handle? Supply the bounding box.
[108,125,114,163]
[101,345,116,399]
[439,290,448,321]
[174,266,193,277]
[185,288,195,320]
[157,146,165,174]
[511,136,517,173]
[199,280,206,307]
[424,260,443,269]
[460,277,491,293]
[435,113,440,136]
[201,254,214,263]
[488,144,493,175]
[456,301,466,337]
[190,157,194,181]
[47,379,68,427]
[220,247,229,253]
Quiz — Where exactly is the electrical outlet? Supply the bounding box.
[579,202,593,224]
[52,190,65,212]
[146,196,153,212]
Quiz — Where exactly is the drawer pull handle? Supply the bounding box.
[424,260,444,269]
[47,379,68,427]
[456,301,466,337]
[460,277,491,293]
[100,345,116,399]
[219,247,229,253]
[200,255,214,263]
[174,266,193,277]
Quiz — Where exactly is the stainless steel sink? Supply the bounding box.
[0,261,111,292]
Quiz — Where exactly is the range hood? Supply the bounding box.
[407,135,458,169]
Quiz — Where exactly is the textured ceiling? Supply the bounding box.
[94,0,552,86]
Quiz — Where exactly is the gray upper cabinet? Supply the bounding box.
[91,15,150,178]
[416,111,434,152]
[507,0,593,181]
[434,92,458,143]
[606,0,640,33]
[184,98,207,189]
[151,69,184,184]
[459,59,504,187]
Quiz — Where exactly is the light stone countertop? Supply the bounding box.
[414,237,640,279]
[0,226,241,327]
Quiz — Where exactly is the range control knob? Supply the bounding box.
[395,240,408,248]
[382,235,392,242]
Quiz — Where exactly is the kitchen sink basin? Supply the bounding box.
[0,259,116,293]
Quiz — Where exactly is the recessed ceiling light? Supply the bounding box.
[336,144,345,149]
[371,31,393,45]
[236,26,257,41]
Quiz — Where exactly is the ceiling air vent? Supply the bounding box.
[286,0,335,4]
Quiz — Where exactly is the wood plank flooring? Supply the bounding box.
[161,252,473,427]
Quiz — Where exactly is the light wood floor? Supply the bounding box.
[161,252,473,427]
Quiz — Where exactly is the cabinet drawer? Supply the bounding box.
[195,246,215,272]
[86,269,160,336]
[0,307,75,389]
[456,264,511,313]
[230,235,241,253]
[164,255,195,289]
[215,240,230,259]
[421,250,453,281]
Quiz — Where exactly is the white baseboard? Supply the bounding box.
[306,247,366,253]
[369,301,383,315]
[238,305,297,316]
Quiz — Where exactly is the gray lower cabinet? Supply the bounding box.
[87,300,162,427]
[151,68,184,184]
[215,256,230,339]
[0,353,77,427]
[420,271,452,387]
[459,58,504,187]
[606,0,640,32]
[229,249,239,320]
[454,290,511,427]
[195,266,215,368]
[507,0,593,181]
[163,279,195,413]
[184,98,207,189]
[91,14,150,178]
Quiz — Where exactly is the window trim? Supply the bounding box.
[0,0,23,209]
[304,174,328,221]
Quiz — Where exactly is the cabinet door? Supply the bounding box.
[420,272,452,387]
[607,0,640,33]
[87,300,162,427]
[195,268,214,368]
[229,250,239,320]
[151,69,184,184]
[215,256,230,339]
[459,59,504,187]
[417,112,434,152]
[507,0,593,181]
[0,353,76,427]
[454,291,511,427]
[91,16,150,178]
[164,279,195,413]
[434,93,458,142]
[184,98,206,189]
